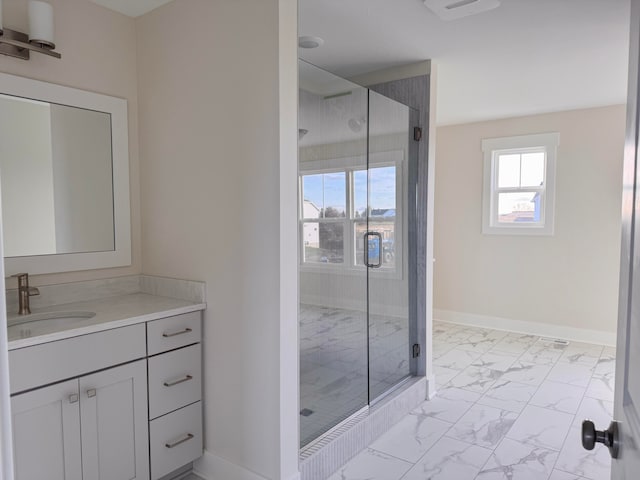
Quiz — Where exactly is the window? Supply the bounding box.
[299,154,402,272]
[482,133,559,235]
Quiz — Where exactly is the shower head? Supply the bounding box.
[348,116,366,133]
[299,128,309,140]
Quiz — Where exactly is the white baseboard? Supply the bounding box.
[194,451,277,480]
[434,309,617,347]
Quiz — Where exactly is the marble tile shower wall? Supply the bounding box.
[328,321,615,480]
[300,305,410,447]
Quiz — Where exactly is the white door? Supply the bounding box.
[603,0,640,477]
[10,379,82,480]
[80,359,149,480]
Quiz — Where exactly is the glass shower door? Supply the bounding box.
[298,61,369,447]
[366,91,413,401]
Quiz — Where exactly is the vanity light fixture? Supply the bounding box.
[0,0,61,60]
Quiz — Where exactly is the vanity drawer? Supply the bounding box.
[149,401,202,480]
[9,323,146,394]
[148,344,201,419]
[147,311,201,355]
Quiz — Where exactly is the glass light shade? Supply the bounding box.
[28,1,54,47]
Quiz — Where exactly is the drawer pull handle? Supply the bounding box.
[162,327,193,338]
[87,389,96,398]
[165,433,194,449]
[68,394,79,404]
[163,375,193,387]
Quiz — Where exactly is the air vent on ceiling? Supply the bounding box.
[423,0,500,21]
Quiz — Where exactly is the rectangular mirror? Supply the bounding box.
[0,73,131,275]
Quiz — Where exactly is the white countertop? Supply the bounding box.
[7,293,206,350]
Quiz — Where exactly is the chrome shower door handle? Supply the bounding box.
[364,231,383,268]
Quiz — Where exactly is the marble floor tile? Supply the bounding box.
[585,372,615,402]
[326,448,413,480]
[476,437,558,480]
[593,354,616,377]
[506,405,573,451]
[558,343,603,368]
[529,381,586,414]
[499,362,552,386]
[412,386,481,423]
[433,364,462,387]
[548,470,588,480]
[369,412,452,463]
[447,404,519,449]
[555,427,611,480]
[402,437,492,480]
[491,333,539,354]
[546,362,594,387]
[302,311,615,478]
[456,336,502,354]
[519,342,566,365]
[572,397,614,429]
[434,347,483,370]
[477,380,538,413]
[448,366,503,393]
[433,341,457,358]
[472,351,521,372]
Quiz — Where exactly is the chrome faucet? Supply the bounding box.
[12,273,39,315]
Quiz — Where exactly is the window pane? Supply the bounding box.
[371,222,396,268]
[353,170,367,219]
[302,173,346,218]
[521,152,545,187]
[497,192,541,223]
[354,222,367,266]
[369,166,396,214]
[302,175,323,214]
[303,222,344,263]
[323,172,346,217]
[497,154,520,188]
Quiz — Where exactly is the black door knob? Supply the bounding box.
[582,420,620,459]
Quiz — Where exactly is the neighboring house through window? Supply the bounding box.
[482,132,559,235]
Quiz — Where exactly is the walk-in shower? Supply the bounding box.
[298,61,421,448]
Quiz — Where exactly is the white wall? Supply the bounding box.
[0,97,57,256]
[0,0,140,285]
[434,105,625,339]
[136,1,299,479]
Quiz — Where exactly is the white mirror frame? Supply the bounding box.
[0,72,131,275]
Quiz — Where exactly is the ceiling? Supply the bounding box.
[299,0,631,125]
[89,0,172,18]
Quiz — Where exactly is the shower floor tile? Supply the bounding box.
[299,304,410,447]
[322,320,615,480]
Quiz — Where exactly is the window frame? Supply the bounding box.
[482,132,559,236]
[298,150,404,278]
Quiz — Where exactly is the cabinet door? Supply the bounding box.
[80,359,149,480]
[11,379,81,480]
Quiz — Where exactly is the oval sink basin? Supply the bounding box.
[8,311,96,339]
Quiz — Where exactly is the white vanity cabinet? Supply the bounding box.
[10,361,149,480]
[8,309,204,480]
[11,379,82,480]
[80,360,149,480]
[146,311,203,480]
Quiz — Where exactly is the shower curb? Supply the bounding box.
[299,376,427,480]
